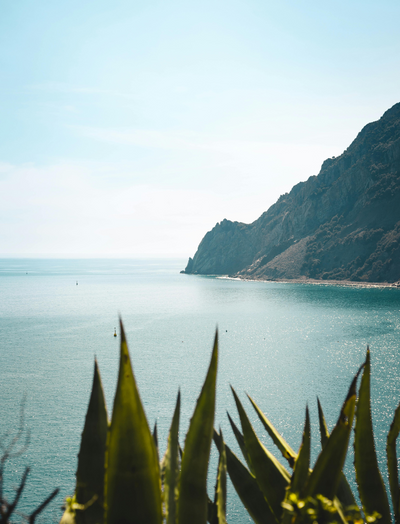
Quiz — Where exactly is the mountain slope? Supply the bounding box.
[182,103,400,283]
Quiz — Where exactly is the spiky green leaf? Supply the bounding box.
[163,391,181,524]
[178,332,218,524]
[153,422,159,456]
[232,388,289,520]
[291,406,310,494]
[248,395,297,468]
[355,350,391,524]
[213,430,276,524]
[387,402,400,524]
[317,398,356,507]
[227,412,254,475]
[317,397,330,449]
[304,370,358,500]
[208,497,217,524]
[105,320,162,524]
[216,431,227,524]
[75,359,108,524]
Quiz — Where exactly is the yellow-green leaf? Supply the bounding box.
[153,421,159,457]
[291,406,310,495]
[355,350,391,524]
[248,395,297,468]
[163,391,181,524]
[317,397,329,449]
[207,497,217,524]
[75,360,108,524]
[216,431,227,524]
[387,402,400,524]
[317,397,356,507]
[177,331,218,524]
[213,430,276,524]
[105,320,162,524]
[232,388,289,521]
[227,412,254,475]
[304,370,359,500]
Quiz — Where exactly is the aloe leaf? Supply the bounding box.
[214,430,276,524]
[227,412,254,475]
[105,320,162,524]
[247,395,297,468]
[304,369,359,500]
[280,411,311,524]
[163,391,181,524]
[231,387,289,520]
[75,359,108,524]
[291,406,310,494]
[209,464,221,524]
[153,422,159,453]
[317,398,356,506]
[207,497,217,524]
[152,421,160,468]
[216,430,227,524]
[355,350,391,524]
[387,402,400,524]
[317,397,330,449]
[177,331,218,524]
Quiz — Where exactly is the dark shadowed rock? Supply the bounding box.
[182,103,400,283]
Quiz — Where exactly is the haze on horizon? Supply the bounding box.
[1,0,399,258]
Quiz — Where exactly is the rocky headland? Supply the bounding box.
[182,103,400,284]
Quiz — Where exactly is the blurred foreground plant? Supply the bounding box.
[219,350,399,524]
[61,323,400,524]
[61,320,221,524]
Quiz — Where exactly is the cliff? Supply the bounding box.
[182,103,400,283]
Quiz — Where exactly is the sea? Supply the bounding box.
[1,258,400,523]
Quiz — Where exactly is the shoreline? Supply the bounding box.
[216,274,400,289]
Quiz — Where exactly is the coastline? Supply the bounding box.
[216,274,400,289]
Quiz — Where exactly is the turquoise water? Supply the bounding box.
[1,258,400,523]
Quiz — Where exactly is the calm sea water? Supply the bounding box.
[1,258,400,523]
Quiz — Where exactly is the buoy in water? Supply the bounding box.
[114,328,117,337]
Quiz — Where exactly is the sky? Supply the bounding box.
[0,0,399,258]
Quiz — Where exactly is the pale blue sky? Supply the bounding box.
[1,0,399,256]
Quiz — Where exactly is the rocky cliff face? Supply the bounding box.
[182,103,400,283]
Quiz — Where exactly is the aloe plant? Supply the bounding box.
[221,350,400,524]
[105,322,163,524]
[62,328,400,524]
[61,321,222,524]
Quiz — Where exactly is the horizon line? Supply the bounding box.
[0,253,189,259]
